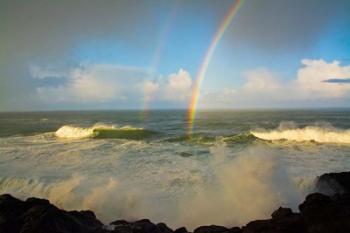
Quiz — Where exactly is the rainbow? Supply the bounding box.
[142,7,178,119]
[187,0,245,136]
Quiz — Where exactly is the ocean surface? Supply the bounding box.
[0,109,350,229]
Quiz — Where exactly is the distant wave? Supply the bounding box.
[164,133,256,145]
[222,133,257,144]
[251,124,350,144]
[55,123,156,140]
[164,134,215,145]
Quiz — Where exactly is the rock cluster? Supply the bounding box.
[1,171,350,233]
[0,194,103,233]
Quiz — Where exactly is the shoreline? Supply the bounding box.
[1,171,350,233]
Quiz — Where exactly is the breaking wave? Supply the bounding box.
[251,122,350,144]
[55,123,156,140]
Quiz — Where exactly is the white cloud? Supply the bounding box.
[36,64,146,103]
[200,59,350,108]
[143,80,159,103]
[143,80,159,95]
[243,68,282,93]
[33,64,193,105]
[30,65,69,79]
[143,69,193,104]
[163,69,192,101]
[295,59,350,98]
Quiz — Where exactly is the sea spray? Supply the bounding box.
[176,145,303,228]
[0,144,306,229]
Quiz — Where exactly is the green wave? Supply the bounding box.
[93,128,157,140]
[222,133,257,144]
[164,133,258,145]
[55,124,157,140]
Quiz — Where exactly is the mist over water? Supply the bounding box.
[0,110,350,229]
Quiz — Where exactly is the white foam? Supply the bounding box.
[55,125,97,139]
[251,123,350,144]
[54,123,142,139]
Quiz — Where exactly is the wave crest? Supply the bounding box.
[251,123,350,144]
[55,123,155,140]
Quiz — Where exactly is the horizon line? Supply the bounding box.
[1,106,350,114]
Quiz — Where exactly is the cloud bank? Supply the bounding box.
[200,59,350,108]
[32,59,350,110]
[34,64,193,107]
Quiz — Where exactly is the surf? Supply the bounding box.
[251,123,350,144]
[55,123,156,140]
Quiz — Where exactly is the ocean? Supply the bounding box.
[0,109,350,229]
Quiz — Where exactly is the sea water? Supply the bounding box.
[0,109,350,228]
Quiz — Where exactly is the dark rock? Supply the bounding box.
[229,227,242,233]
[0,194,25,233]
[194,225,228,233]
[299,192,350,233]
[174,227,188,233]
[243,219,275,233]
[243,207,306,233]
[271,207,293,220]
[25,197,50,206]
[111,219,129,226]
[0,194,103,233]
[110,220,132,233]
[112,224,133,233]
[316,171,350,194]
[69,210,103,230]
[131,219,158,233]
[243,217,305,233]
[157,222,173,233]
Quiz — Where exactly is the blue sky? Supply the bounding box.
[1,0,350,111]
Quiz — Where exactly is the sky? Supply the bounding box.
[1,0,350,111]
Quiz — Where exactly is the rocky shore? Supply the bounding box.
[1,171,350,233]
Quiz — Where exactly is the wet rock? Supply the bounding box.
[0,194,25,233]
[131,219,158,233]
[174,227,188,233]
[243,207,306,233]
[271,207,293,220]
[316,171,350,194]
[112,224,133,233]
[299,192,350,233]
[229,227,242,233]
[243,219,275,233]
[194,225,229,233]
[0,194,103,233]
[110,219,132,233]
[111,219,129,226]
[110,220,173,233]
[156,222,173,233]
